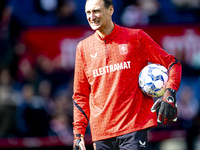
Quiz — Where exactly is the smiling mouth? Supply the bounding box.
[91,21,100,25]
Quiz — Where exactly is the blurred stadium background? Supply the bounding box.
[0,0,200,150]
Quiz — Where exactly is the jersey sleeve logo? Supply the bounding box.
[118,44,128,55]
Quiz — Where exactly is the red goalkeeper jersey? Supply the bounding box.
[73,24,182,141]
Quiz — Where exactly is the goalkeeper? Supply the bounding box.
[72,0,182,149]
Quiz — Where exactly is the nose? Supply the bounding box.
[90,13,96,21]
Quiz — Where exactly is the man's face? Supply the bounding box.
[85,0,113,31]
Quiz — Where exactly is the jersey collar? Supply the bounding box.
[94,23,120,43]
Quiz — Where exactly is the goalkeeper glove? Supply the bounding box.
[151,88,178,125]
[73,134,86,150]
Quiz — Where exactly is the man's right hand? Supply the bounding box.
[73,134,86,150]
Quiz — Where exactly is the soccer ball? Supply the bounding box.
[139,64,169,97]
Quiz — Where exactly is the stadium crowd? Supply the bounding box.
[0,0,200,150]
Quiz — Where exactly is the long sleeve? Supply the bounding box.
[72,41,90,135]
[138,29,182,91]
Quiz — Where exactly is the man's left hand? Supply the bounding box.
[151,88,178,125]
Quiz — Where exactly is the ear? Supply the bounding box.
[109,5,114,16]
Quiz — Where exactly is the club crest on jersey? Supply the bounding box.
[118,44,128,55]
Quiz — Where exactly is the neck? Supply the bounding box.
[97,22,114,38]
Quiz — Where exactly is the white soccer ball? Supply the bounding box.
[139,64,169,97]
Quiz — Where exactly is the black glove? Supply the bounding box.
[151,88,177,125]
[73,134,86,150]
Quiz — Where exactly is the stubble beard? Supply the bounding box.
[90,23,101,31]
